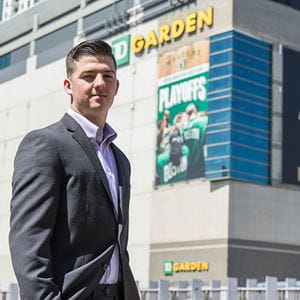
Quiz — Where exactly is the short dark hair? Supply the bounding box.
[65,39,117,77]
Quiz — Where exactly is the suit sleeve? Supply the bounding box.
[9,130,63,300]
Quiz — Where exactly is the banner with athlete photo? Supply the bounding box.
[155,40,209,185]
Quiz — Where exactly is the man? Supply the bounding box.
[9,39,140,300]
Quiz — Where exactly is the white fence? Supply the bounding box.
[138,277,300,300]
[1,277,300,299]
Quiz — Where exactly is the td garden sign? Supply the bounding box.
[163,260,209,276]
[111,6,214,65]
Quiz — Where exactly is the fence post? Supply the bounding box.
[8,284,19,300]
[178,281,188,300]
[246,278,257,300]
[158,280,169,300]
[192,279,202,300]
[211,280,221,300]
[265,276,277,300]
[149,281,158,300]
[227,278,237,300]
[285,278,296,300]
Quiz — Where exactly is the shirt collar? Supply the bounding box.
[67,109,117,145]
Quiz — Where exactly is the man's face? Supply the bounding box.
[64,55,119,123]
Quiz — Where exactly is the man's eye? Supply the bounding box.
[83,75,94,80]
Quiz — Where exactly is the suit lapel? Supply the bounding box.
[111,144,129,224]
[61,114,114,205]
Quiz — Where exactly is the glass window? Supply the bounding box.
[0,53,11,70]
[208,90,231,99]
[211,39,233,53]
[208,110,231,124]
[206,131,231,144]
[231,144,269,163]
[232,78,270,99]
[231,122,269,138]
[206,158,230,171]
[210,51,233,66]
[36,23,77,54]
[210,31,233,41]
[233,51,270,73]
[230,170,268,185]
[233,65,270,85]
[231,158,269,177]
[209,77,232,91]
[232,98,269,117]
[232,111,269,131]
[209,97,231,111]
[206,123,231,132]
[233,31,271,49]
[234,38,271,60]
[232,130,269,150]
[206,171,230,179]
[210,64,232,78]
[232,90,270,105]
[207,144,230,157]
[10,44,30,65]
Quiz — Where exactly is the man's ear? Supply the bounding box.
[114,79,119,96]
[63,78,72,96]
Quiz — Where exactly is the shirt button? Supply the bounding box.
[102,263,109,271]
[104,287,110,296]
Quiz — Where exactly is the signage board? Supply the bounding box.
[155,40,210,185]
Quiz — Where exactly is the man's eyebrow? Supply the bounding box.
[80,69,116,75]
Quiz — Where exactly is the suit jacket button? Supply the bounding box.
[104,287,110,296]
[102,263,109,271]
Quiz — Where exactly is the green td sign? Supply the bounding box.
[163,260,174,276]
[112,35,131,67]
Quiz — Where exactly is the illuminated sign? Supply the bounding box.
[132,6,214,54]
[163,260,209,276]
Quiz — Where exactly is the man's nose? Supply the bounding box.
[94,74,105,88]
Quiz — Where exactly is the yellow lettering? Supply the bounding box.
[132,35,145,53]
[171,19,185,39]
[185,262,191,271]
[198,6,214,29]
[186,13,197,33]
[197,262,201,271]
[202,262,209,271]
[159,24,171,44]
[190,262,197,271]
[144,31,158,49]
[179,263,185,272]
[173,263,179,272]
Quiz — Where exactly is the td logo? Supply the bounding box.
[163,260,174,276]
[112,35,131,67]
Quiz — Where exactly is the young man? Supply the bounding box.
[9,40,140,300]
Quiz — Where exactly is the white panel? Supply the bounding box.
[6,105,29,139]
[151,181,229,242]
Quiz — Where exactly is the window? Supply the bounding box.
[206,30,271,185]
[0,53,11,70]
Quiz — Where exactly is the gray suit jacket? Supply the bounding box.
[9,114,140,300]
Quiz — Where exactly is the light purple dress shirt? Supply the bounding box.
[67,109,120,284]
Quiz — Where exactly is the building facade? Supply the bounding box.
[1,0,300,289]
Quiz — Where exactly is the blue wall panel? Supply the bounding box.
[206,30,271,185]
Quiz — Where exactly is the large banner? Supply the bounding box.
[155,41,209,185]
